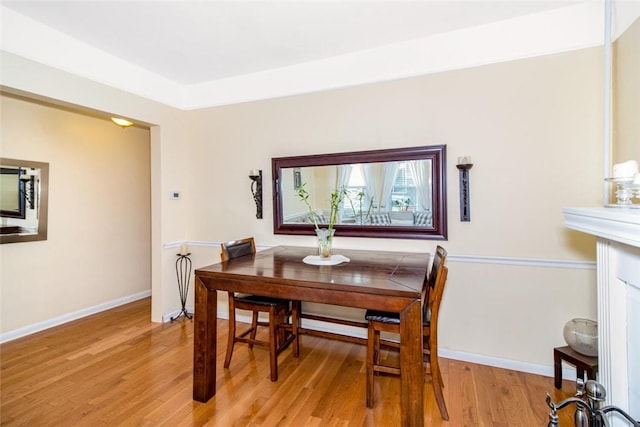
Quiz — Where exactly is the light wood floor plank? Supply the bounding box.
[1,298,576,426]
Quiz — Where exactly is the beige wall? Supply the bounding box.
[0,44,603,371]
[187,47,603,258]
[613,17,640,164]
[1,51,197,324]
[186,47,602,367]
[0,94,151,332]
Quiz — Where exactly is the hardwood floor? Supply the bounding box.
[1,298,576,426]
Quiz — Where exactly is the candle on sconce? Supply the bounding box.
[179,244,188,256]
[457,156,472,165]
[249,169,260,177]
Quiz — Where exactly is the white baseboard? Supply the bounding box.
[0,290,151,344]
[208,308,577,381]
[11,296,576,383]
[438,348,578,381]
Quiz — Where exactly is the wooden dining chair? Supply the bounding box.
[221,237,299,381]
[365,245,449,420]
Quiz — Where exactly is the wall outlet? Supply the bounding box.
[170,191,181,200]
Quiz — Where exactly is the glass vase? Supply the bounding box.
[315,228,335,258]
[563,318,598,357]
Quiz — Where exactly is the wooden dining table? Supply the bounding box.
[193,245,430,427]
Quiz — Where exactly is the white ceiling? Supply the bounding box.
[2,0,585,84]
[1,1,599,108]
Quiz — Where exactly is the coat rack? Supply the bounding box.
[171,244,193,321]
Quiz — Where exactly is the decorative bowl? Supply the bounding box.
[563,318,598,357]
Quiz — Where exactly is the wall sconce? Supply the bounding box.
[456,156,473,222]
[293,167,302,190]
[249,169,263,219]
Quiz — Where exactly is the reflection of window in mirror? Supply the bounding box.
[342,161,430,220]
[287,162,432,224]
[343,165,367,221]
[390,162,417,212]
[273,145,445,240]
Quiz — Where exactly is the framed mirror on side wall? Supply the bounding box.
[272,145,447,240]
[0,158,49,244]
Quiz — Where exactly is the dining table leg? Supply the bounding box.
[399,299,424,427]
[193,277,218,402]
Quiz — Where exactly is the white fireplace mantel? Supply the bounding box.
[563,206,640,425]
[564,207,640,248]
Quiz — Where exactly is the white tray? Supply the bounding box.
[303,254,350,266]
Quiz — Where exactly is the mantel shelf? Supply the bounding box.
[563,207,640,249]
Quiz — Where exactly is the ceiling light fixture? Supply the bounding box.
[111,117,134,128]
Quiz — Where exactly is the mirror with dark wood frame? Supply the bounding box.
[272,145,447,240]
[0,158,49,244]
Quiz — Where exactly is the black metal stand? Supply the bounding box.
[456,163,473,221]
[249,170,263,219]
[171,253,193,321]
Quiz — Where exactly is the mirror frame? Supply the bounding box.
[272,145,447,240]
[0,158,49,244]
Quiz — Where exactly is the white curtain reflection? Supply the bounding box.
[361,164,378,209]
[337,165,351,190]
[380,163,400,211]
[409,160,431,210]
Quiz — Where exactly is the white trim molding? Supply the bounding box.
[165,241,595,270]
[448,254,594,270]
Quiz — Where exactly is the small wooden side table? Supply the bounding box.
[554,345,598,389]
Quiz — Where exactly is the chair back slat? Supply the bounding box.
[221,237,256,262]
[426,246,447,289]
[426,265,448,326]
[423,245,447,324]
